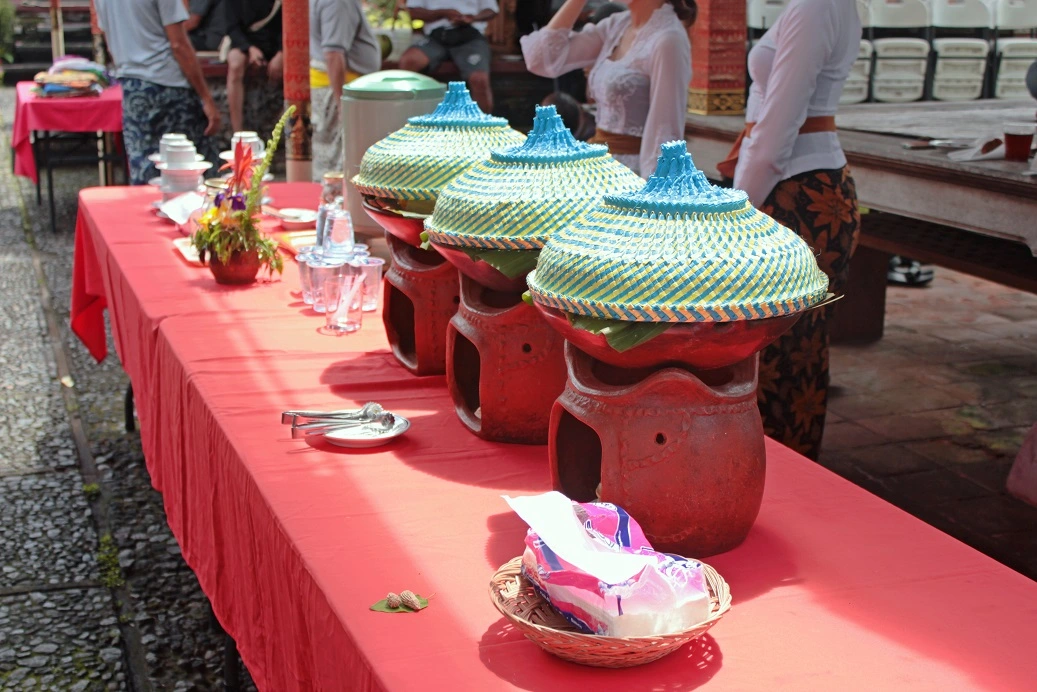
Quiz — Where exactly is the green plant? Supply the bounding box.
[0,0,15,64]
[192,107,294,274]
[97,533,124,588]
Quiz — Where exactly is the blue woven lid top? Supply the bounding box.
[492,105,607,164]
[408,81,509,128]
[605,141,747,214]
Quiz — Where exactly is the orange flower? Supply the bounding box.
[220,140,255,194]
[804,186,853,229]
[791,380,827,430]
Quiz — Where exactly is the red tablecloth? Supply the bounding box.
[72,185,1037,691]
[12,81,123,184]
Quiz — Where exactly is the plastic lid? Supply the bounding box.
[408,82,509,128]
[342,70,447,101]
[492,105,607,164]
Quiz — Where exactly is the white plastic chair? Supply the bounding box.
[841,41,874,104]
[870,0,932,27]
[931,0,993,99]
[869,0,932,102]
[858,0,873,27]
[994,0,1037,29]
[747,0,788,30]
[992,0,1037,97]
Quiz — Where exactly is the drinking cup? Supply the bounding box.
[322,274,365,334]
[1004,122,1034,162]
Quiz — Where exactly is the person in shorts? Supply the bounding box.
[223,0,283,133]
[96,0,221,184]
[400,1,499,113]
[309,0,381,181]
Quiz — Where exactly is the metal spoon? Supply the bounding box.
[280,402,383,425]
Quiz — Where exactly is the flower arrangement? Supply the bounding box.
[192,107,294,283]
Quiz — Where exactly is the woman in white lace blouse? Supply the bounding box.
[520,0,694,178]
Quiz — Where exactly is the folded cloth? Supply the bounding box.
[504,492,711,638]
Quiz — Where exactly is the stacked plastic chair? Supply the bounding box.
[931,0,992,101]
[352,82,524,375]
[528,141,830,556]
[870,0,933,102]
[424,105,643,443]
[994,0,1037,98]
[843,38,875,104]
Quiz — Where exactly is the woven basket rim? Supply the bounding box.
[488,556,731,648]
[527,270,829,323]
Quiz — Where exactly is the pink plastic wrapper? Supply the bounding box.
[514,497,711,637]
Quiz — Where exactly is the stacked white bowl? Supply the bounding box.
[154,135,211,202]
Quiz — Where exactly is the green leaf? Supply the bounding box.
[566,313,672,352]
[604,321,671,352]
[370,595,429,613]
[568,314,616,335]
[460,247,540,279]
[521,291,533,306]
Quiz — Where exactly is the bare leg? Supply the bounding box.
[226,48,247,133]
[267,51,284,83]
[467,70,493,114]
[398,46,430,73]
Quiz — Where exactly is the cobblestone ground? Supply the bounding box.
[1,88,255,690]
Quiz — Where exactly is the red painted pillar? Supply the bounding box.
[282,0,312,181]
[688,0,746,115]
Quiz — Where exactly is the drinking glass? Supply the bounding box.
[307,258,347,313]
[323,209,355,258]
[296,252,319,304]
[351,256,385,312]
[322,274,365,334]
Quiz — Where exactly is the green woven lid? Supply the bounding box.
[424,105,643,251]
[351,82,525,203]
[527,141,830,323]
[342,70,446,100]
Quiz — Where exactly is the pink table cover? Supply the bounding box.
[11,81,123,184]
[72,185,1037,691]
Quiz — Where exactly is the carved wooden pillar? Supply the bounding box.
[283,0,312,181]
[689,0,746,115]
[485,0,520,54]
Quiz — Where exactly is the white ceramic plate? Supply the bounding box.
[323,415,410,449]
[277,208,319,231]
[220,149,266,162]
[156,160,213,173]
[149,153,204,164]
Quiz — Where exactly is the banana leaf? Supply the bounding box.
[459,247,540,279]
[568,313,671,352]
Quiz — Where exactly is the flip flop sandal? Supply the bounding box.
[887,256,935,287]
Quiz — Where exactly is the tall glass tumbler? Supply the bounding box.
[351,256,386,312]
[307,258,347,313]
[295,252,319,305]
[321,274,365,334]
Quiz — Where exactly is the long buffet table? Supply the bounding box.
[71,183,1037,690]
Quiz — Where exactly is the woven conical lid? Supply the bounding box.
[351,82,525,203]
[424,105,643,251]
[527,141,829,322]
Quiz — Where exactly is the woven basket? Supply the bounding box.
[425,105,643,251]
[527,141,830,323]
[351,82,525,203]
[488,557,731,668]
